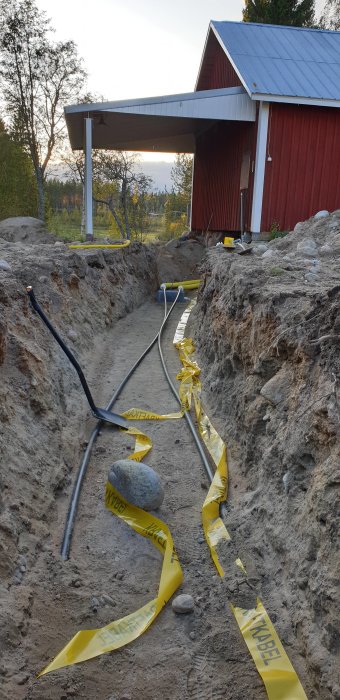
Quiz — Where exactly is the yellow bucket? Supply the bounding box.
[223,237,235,248]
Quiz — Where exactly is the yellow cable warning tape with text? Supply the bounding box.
[40,298,308,699]
[173,301,308,700]
[232,600,307,700]
[40,483,182,674]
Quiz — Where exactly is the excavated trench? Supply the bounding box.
[0,224,339,700]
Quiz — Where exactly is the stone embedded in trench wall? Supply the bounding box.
[314,210,329,220]
[260,368,291,407]
[296,239,318,257]
[108,460,164,511]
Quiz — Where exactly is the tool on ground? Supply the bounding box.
[60,287,183,560]
[234,239,253,255]
[26,287,128,429]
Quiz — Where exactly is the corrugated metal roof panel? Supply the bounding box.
[211,21,340,102]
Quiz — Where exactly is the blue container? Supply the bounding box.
[156,288,185,303]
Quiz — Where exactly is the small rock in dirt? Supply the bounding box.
[101,594,115,606]
[172,594,194,614]
[254,243,268,255]
[305,272,318,283]
[108,460,164,511]
[68,329,78,341]
[314,210,329,220]
[91,596,100,611]
[72,578,82,588]
[189,631,196,640]
[282,472,293,494]
[115,572,124,581]
[197,536,205,544]
[320,244,332,255]
[119,695,132,700]
[262,249,274,259]
[260,369,290,406]
[296,238,317,256]
[0,259,11,271]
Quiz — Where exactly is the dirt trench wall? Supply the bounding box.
[191,248,340,699]
[0,241,158,668]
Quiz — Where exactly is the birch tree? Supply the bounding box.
[0,0,86,221]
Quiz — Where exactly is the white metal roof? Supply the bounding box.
[209,21,340,107]
[64,87,255,151]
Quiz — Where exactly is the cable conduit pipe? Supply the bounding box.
[60,288,181,560]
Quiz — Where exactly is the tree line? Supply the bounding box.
[0,0,339,239]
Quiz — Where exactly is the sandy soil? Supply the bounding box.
[1,217,338,700]
[191,212,340,700]
[1,300,269,700]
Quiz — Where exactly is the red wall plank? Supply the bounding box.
[196,32,242,91]
[262,103,340,231]
[191,122,254,232]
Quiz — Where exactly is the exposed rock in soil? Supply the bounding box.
[191,211,340,700]
[108,459,164,510]
[172,593,195,614]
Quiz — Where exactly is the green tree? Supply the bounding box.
[171,153,193,200]
[162,153,193,239]
[66,150,153,240]
[0,0,86,221]
[242,0,315,26]
[0,118,37,219]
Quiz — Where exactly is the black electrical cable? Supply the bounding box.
[60,287,181,560]
[157,289,214,483]
[27,287,127,429]
[158,288,227,519]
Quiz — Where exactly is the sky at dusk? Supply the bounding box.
[36,0,325,166]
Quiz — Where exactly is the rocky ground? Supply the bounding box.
[191,210,340,700]
[0,213,339,699]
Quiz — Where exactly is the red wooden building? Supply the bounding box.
[65,21,340,238]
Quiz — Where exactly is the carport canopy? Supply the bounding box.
[64,86,255,238]
[64,86,255,153]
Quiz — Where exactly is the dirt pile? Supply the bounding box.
[155,238,206,283]
[191,210,340,699]
[0,217,57,244]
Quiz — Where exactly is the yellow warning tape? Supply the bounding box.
[174,337,230,576]
[232,600,308,700]
[69,241,131,250]
[39,483,182,675]
[164,280,201,290]
[173,302,308,700]
[40,299,308,700]
[122,407,182,421]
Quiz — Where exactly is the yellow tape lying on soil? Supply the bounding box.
[40,299,308,700]
[175,336,230,577]
[69,241,131,249]
[173,301,308,700]
[232,600,308,700]
[39,482,182,675]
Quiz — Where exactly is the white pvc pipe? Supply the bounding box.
[84,117,93,241]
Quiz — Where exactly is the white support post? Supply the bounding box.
[84,117,93,241]
[251,102,269,236]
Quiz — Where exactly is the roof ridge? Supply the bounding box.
[211,19,340,35]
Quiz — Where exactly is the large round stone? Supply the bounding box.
[108,460,164,511]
